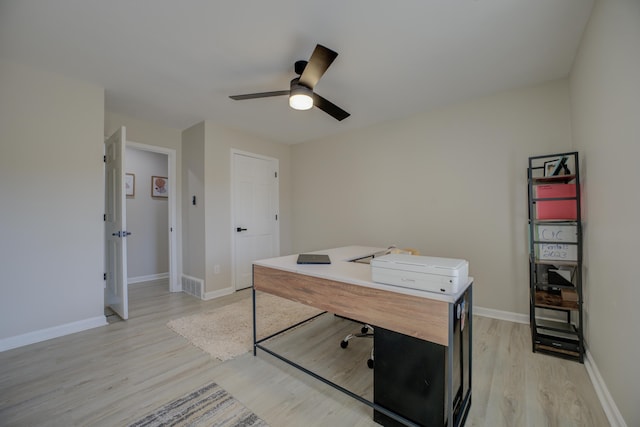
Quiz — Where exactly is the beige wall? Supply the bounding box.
[203,122,291,294]
[570,0,640,425]
[0,60,105,341]
[105,111,182,150]
[181,122,206,281]
[180,121,291,294]
[291,79,573,315]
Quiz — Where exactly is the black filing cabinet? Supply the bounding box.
[373,289,471,427]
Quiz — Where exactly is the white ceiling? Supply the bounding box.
[0,0,594,144]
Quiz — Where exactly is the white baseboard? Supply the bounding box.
[0,316,107,353]
[475,305,625,427]
[473,305,529,324]
[128,272,169,284]
[203,286,235,301]
[584,348,627,427]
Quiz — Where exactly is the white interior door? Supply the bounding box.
[105,127,128,319]
[233,152,279,290]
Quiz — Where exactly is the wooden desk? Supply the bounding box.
[252,246,473,427]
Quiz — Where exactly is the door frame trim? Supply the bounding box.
[127,141,180,293]
[230,149,280,291]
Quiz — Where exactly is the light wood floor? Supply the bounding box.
[0,280,609,426]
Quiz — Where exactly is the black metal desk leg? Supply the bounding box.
[447,303,454,426]
[252,270,257,356]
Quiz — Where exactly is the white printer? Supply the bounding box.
[371,254,469,294]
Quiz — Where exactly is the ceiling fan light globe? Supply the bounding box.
[289,93,313,110]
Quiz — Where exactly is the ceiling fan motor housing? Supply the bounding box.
[294,60,308,75]
[290,77,312,92]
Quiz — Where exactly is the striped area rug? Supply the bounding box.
[129,382,268,427]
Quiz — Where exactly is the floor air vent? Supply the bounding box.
[181,275,203,299]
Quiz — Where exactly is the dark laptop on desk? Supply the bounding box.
[296,253,331,264]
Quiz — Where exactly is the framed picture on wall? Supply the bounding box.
[152,176,168,198]
[125,173,135,197]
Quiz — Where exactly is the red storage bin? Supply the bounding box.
[535,184,577,220]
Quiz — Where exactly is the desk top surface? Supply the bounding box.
[253,246,473,303]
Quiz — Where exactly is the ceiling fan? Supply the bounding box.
[229,44,350,121]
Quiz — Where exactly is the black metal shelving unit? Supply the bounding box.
[527,152,584,363]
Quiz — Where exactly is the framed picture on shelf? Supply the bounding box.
[151,176,168,198]
[543,159,560,177]
[543,156,571,177]
[125,173,135,197]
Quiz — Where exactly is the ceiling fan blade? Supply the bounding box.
[298,44,338,89]
[312,93,350,121]
[229,90,289,100]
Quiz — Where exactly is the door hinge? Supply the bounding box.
[103,273,107,280]
[103,214,106,221]
[274,171,278,178]
[275,214,278,221]
[103,155,107,163]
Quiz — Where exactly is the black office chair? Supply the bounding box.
[340,323,374,369]
[339,248,420,369]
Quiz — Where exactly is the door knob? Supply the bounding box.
[236,227,247,232]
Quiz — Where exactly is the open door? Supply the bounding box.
[105,127,129,319]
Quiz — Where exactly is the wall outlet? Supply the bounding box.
[214,265,220,274]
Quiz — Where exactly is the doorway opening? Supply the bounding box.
[126,141,178,295]
[104,127,178,321]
